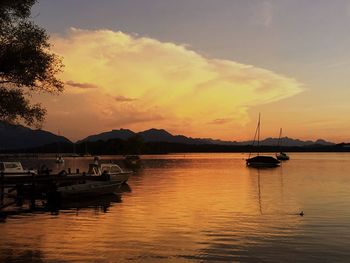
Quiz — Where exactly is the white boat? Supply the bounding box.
[57,163,131,198]
[88,163,132,184]
[0,162,37,176]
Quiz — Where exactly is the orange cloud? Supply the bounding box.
[114,95,137,102]
[66,80,98,89]
[40,28,302,140]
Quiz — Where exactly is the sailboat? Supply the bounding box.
[276,128,290,161]
[55,130,65,164]
[82,141,92,157]
[246,114,280,167]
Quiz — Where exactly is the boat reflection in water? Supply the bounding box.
[55,193,122,212]
[0,184,131,221]
[49,183,131,213]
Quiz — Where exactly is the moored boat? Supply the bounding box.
[123,155,141,169]
[56,162,131,198]
[246,156,280,167]
[55,155,65,164]
[246,114,280,168]
[276,152,290,160]
[57,180,122,198]
[88,162,132,184]
[275,128,290,161]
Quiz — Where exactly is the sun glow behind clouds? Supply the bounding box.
[45,28,302,140]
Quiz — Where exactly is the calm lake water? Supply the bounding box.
[1,153,350,262]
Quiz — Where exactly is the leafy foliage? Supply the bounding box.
[0,0,63,127]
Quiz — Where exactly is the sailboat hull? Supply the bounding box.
[246,156,280,168]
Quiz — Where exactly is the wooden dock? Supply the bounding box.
[0,171,112,210]
[0,172,105,186]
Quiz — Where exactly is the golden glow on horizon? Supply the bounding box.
[38,28,302,140]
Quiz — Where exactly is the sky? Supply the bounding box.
[31,0,350,142]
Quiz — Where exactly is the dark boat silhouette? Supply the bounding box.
[276,152,290,161]
[276,128,290,161]
[246,114,280,168]
[246,155,280,167]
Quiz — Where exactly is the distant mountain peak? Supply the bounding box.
[0,121,71,150]
[78,128,135,143]
[112,128,133,132]
[142,128,172,134]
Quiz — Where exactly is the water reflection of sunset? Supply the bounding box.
[0,154,318,262]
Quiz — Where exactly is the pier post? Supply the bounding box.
[0,172,4,206]
[30,171,36,209]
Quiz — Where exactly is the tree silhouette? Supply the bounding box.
[0,0,63,127]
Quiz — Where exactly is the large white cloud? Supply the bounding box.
[40,28,302,140]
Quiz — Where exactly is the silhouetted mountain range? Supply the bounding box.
[79,128,335,147]
[0,122,338,151]
[0,121,71,150]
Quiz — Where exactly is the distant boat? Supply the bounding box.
[55,130,65,164]
[246,114,280,168]
[276,152,289,161]
[276,128,290,161]
[82,141,92,157]
[123,155,141,170]
[55,155,65,164]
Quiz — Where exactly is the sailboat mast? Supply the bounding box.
[249,113,261,158]
[257,113,261,156]
[57,130,61,156]
[278,128,282,147]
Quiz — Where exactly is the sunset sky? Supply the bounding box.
[32,1,350,142]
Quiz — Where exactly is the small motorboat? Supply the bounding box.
[276,152,290,161]
[88,162,132,184]
[123,155,141,169]
[56,162,131,199]
[57,180,122,199]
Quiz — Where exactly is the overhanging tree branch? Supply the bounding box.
[0,0,63,127]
